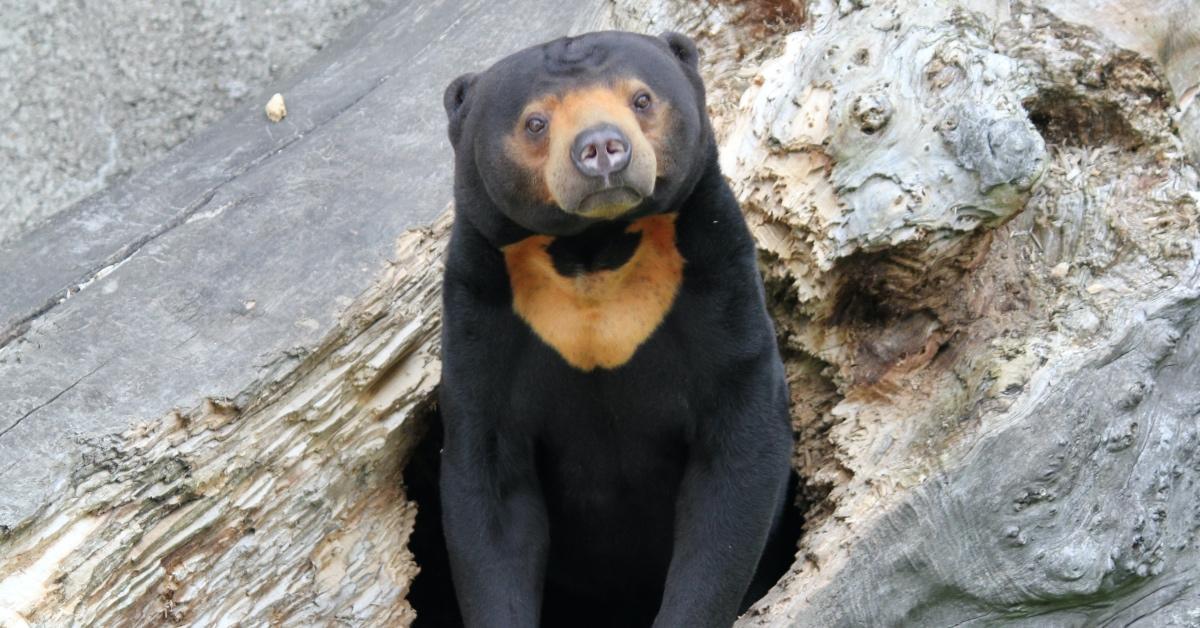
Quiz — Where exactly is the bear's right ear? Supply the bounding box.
[444,72,478,147]
[659,32,699,70]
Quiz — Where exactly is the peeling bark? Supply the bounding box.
[1,218,447,625]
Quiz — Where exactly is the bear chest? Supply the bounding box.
[502,214,684,371]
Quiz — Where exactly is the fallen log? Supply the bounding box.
[1,1,1198,626]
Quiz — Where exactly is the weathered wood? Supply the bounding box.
[0,218,445,626]
[675,0,1200,625]
[2,0,1199,625]
[605,0,1200,623]
[0,1,607,624]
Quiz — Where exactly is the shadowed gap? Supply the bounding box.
[406,406,462,627]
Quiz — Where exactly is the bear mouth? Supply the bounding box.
[572,187,644,220]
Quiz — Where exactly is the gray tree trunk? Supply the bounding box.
[1,1,1197,626]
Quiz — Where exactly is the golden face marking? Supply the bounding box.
[505,79,672,216]
[502,214,684,371]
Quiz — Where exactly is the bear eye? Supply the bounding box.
[633,92,653,111]
[525,115,547,135]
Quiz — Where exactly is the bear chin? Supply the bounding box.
[571,186,644,220]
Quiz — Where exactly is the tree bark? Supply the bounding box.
[2,1,1198,626]
[635,1,1200,625]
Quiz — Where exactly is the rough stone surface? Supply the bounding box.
[0,0,381,243]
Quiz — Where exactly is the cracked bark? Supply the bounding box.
[2,0,1199,626]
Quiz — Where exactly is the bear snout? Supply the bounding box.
[571,123,631,180]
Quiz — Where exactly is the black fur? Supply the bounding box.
[439,31,793,627]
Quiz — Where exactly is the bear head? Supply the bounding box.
[443,31,711,244]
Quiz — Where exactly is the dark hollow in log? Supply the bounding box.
[405,405,462,628]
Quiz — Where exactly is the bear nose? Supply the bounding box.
[571,124,631,179]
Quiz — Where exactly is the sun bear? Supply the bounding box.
[439,31,793,627]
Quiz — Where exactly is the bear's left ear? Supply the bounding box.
[444,72,478,147]
[659,32,699,70]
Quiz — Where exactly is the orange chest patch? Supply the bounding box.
[502,214,685,371]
